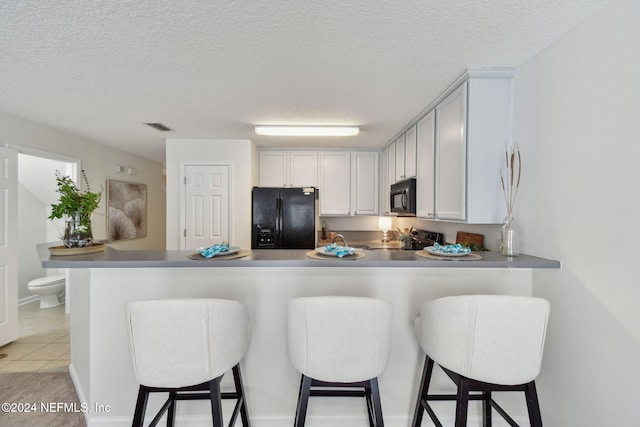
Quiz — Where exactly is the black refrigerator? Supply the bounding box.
[251,187,317,249]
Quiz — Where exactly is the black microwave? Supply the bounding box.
[390,178,416,216]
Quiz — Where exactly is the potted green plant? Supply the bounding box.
[398,227,414,249]
[48,170,102,248]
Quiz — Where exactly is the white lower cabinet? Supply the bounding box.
[414,69,514,224]
[319,151,379,216]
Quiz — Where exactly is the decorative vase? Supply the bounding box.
[63,212,93,248]
[501,215,519,256]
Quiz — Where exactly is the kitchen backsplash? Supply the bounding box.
[320,216,502,250]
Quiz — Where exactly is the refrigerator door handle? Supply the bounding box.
[276,196,283,247]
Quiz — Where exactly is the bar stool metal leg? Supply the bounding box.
[364,381,375,427]
[167,391,177,427]
[411,356,434,427]
[232,365,251,427]
[525,381,543,427]
[293,375,312,427]
[132,385,150,427]
[209,377,224,427]
[454,377,470,427]
[369,378,384,427]
[482,390,492,427]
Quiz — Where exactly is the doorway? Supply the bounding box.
[17,153,78,307]
[183,164,230,250]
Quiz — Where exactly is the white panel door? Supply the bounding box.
[0,147,18,346]
[184,165,229,250]
[435,84,467,221]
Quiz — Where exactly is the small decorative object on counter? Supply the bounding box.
[500,143,521,256]
[197,242,230,258]
[431,243,471,255]
[398,227,414,249]
[501,216,519,256]
[323,243,354,258]
[379,217,392,242]
[49,170,102,248]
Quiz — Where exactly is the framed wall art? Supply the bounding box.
[107,179,147,241]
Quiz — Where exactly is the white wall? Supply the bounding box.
[513,0,640,424]
[165,139,257,250]
[0,111,166,250]
[17,183,47,299]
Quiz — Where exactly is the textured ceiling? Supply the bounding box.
[0,0,609,162]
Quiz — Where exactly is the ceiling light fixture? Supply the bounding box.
[254,125,359,137]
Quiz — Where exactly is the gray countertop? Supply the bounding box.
[38,243,561,269]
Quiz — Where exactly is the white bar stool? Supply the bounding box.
[411,295,550,427]
[287,296,392,427]
[126,298,252,427]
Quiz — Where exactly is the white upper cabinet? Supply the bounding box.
[416,110,435,218]
[393,125,417,183]
[259,151,317,187]
[259,151,288,187]
[290,152,318,187]
[318,151,379,216]
[318,152,351,215]
[435,84,467,221]
[404,124,417,179]
[351,151,379,215]
[381,147,390,214]
[387,142,396,186]
[395,68,514,224]
[463,75,513,223]
[394,134,405,182]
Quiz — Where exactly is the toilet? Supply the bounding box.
[27,275,66,309]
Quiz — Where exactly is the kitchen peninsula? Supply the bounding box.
[40,244,559,427]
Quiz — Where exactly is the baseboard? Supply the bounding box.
[18,295,40,306]
[82,412,529,426]
[68,363,91,426]
[83,414,411,427]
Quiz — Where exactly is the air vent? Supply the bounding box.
[144,122,174,132]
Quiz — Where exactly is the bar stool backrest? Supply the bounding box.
[288,296,392,383]
[415,295,549,385]
[126,298,251,388]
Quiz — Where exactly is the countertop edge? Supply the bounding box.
[38,243,561,269]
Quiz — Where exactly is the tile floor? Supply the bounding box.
[0,301,70,372]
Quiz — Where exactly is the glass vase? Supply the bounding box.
[501,215,519,256]
[402,237,412,250]
[63,212,93,248]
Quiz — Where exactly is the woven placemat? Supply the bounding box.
[305,250,366,260]
[49,243,105,256]
[188,249,252,260]
[414,251,482,261]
